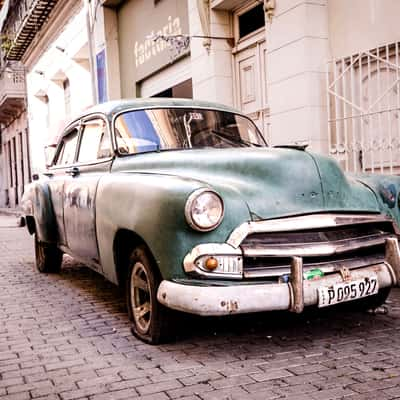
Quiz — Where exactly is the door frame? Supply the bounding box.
[231,1,269,139]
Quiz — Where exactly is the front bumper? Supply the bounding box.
[157,239,400,316]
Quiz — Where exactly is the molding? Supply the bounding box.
[211,0,254,11]
[197,0,211,50]
[22,0,83,70]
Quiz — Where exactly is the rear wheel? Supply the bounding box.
[34,234,63,273]
[126,245,175,344]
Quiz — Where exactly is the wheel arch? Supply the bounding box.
[22,182,59,243]
[113,229,161,288]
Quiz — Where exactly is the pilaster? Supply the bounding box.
[266,0,330,153]
[189,0,234,106]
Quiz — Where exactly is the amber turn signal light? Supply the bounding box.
[205,257,219,270]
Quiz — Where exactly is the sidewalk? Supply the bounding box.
[0,207,24,227]
[0,207,22,216]
[0,214,22,227]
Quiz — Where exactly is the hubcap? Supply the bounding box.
[131,262,152,334]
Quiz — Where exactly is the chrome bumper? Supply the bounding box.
[157,239,400,316]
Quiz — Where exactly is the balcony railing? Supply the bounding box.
[0,69,25,124]
[5,0,58,61]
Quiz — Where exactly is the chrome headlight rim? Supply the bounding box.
[185,188,224,232]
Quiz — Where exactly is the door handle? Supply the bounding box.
[65,167,80,177]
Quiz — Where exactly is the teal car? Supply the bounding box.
[22,98,400,344]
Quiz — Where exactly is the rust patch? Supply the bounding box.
[372,264,383,272]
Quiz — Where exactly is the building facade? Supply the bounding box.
[0,60,27,208]
[0,0,399,207]
[0,0,93,207]
[94,0,400,174]
[24,0,93,174]
[0,0,29,208]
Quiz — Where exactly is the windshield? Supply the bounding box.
[114,108,267,155]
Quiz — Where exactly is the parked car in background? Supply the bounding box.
[22,99,400,344]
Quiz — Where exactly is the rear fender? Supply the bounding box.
[22,182,58,243]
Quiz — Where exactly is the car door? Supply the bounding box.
[63,116,114,270]
[47,125,80,246]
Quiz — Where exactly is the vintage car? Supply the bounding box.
[22,98,400,344]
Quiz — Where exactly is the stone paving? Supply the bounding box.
[1,214,400,399]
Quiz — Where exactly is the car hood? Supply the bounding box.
[113,147,381,220]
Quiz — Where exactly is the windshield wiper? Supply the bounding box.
[211,130,264,148]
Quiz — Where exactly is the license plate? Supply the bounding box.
[318,275,379,307]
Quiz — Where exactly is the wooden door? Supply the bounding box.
[234,38,269,141]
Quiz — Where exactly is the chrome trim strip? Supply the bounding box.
[242,235,393,257]
[227,213,397,248]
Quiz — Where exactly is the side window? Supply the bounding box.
[56,129,79,165]
[77,119,112,163]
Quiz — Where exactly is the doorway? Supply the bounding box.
[233,2,268,139]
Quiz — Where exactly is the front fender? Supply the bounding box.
[95,173,250,283]
[354,174,400,228]
[21,181,58,243]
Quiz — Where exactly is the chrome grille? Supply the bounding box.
[241,222,396,279]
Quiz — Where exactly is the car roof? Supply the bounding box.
[73,98,240,122]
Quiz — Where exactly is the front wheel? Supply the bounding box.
[34,234,63,273]
[126,245,175,344]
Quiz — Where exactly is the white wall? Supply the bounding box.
[266,0,330,153]
[328,0,400,58]
[189,0,234,105]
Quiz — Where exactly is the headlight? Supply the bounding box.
[185,188,224,231]
[379,183,397,208]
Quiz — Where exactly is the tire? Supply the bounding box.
[126,245,174,344]
[34,234,63,273]
[350,287,391,311]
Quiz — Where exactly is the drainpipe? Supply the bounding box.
[85,0,98,105]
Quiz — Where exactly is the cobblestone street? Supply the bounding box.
[1,214,400,399]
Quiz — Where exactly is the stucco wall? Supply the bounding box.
[266,0,329,153]
[117,0,189,98]
[189,0,233,106]
[328,0,400,58]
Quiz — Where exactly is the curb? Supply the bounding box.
[0,208,22,217]
[0,209,25,227]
